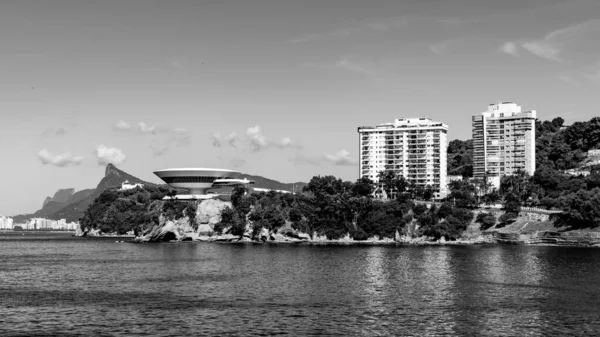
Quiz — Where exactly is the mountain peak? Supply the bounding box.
[105,163,121,177]
[42,196,52,208]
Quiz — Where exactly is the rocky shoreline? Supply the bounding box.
[75,198,600,248]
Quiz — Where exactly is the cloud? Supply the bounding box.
[226,132,238,147]
[96,145,126,166]
[170,128,191,147]
[515,19,600,62]
[114,120,157,134]
[334,58,374,75]
[555,75,579,84]
[148,128,191,156]
[287,16,471,43]
[211,133,221,147]
[429,41,451,55]
[323,149,357,166]
[289,153,321,166]
[246,126,269,152]
[137,122,156,134]
[500,41,519,57]
[302,58,376,76]
[275,137,302,149]
[115,120,131,131]
[521,41,561,61]
[41,127,68,137]
[38,149,84,167]
[150,145,169,156]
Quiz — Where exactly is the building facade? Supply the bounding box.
[358,117,448,198]
[472,102,536,181]
[0,216,13,229]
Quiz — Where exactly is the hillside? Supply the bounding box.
[51,164,160,222]
[14,164,309,223]
[234,173,307,192]
[13,164,158,223]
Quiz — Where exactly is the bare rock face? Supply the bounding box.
[87,228,101,237]
[73,224,84,237]
[149,221,180,242]
[196,199,232,227]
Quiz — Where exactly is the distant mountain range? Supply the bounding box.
[13,164,308,223]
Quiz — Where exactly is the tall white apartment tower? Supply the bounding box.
[358,117,448,198]
[472,102,536,180]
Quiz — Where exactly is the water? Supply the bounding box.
[1,233,599,336]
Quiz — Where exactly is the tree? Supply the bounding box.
[352,177,374,197]
[447,180,478,208]
[423,185,435,201]
[303,175,346,196]
[476,212,496,230]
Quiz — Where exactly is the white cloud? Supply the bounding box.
[289,153,321,166]
[521,41,561,61]
[38,149,84,167]
[287,16,470,43]
[170,128,191,147]
[150,145,169,156]
[280,137,293,147]
[211,133,221,147]
[246,126,269,152]
[276,137,302,149]
[517,19,600,62]
[137,122,156,134]
[226,132,238,147]
[115,120,131,130]
[334,58,374,75]
[323,149,357,166]
[148,128,191,156]
[96,145,126,166]
[555,75,579,84]
[302,58,376,76]
[500,42,519,57]
[429,40,453,55]
[41,127,68,137]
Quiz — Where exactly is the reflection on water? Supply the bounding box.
[1,233,600,336]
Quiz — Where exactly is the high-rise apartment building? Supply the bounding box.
[358,117,448,198]
[472,102,536,181]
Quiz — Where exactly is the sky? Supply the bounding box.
[1,0,600,215]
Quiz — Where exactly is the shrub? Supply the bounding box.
[413,204,428,216]
[476,212,496,230]
[351,229,369,241]
[498,212,518,226]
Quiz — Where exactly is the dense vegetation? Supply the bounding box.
[79,186,197,235]
[445,116,600,229]
[215,173,477,241]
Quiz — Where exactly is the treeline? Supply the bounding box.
[217,173,477,241]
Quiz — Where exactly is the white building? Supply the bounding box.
[472,102,536,183]
[27,218,78,230]
[358,117,448,198]
[0,216,14,229]
[119,180,144,191]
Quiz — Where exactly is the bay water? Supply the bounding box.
[1,232,599,336]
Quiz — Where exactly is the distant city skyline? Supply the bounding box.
[2,0,600,215]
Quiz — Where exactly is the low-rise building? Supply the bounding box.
[0,216,14,229]
[27,218,78,230]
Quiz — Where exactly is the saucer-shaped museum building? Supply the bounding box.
[154,168,253,198]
